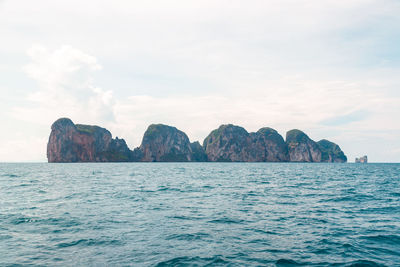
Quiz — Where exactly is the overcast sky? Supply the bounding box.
[1,0,399,162]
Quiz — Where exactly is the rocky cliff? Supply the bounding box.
[47,118,347,163]
[47,118,132,162]
[317,139,347,163]
[286,129,321,162]
[249,127,289,162]
[190,141,208,162]
[203,124,250,162]
[203,124,289,162]
[285,130,347,162]
[139,124,194,162]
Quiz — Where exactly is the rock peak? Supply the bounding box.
[139,124,194,162]
[286,129,321,162]
[51,118,75,131]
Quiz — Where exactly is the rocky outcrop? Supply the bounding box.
[317,139,347,163]
[47,118,347,163]
[355,155,367,163]
[286,129,321,162]
[190,141,208,162]
[203,124,289,162]
[285,130,347,163]
[249,128,289,162]
[47,118,132,162]
[203,124,251,162]
[139,124,193,162]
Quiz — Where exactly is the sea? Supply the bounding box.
[0,163,399,266]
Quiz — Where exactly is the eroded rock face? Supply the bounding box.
[203,125,289,162]
[203,124,250,162]
[249,128,289,162]
[317,139,347,163]
[190,141,208,162]
[47,118,347,163]
[286,129,321,162]
[47,118,132,162]
[139,124,193,162]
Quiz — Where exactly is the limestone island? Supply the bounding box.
[47,118,347,163]
[355,155,368,163]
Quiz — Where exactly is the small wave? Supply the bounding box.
[358,206,400,214]
[251,228,278,235]
[276,258,305,266]
[344,260,385,267]
[0,234,12,240]
[169,215,203,221]
[9,215,81,228]
[165,232,210,241]
[2,173,19,178]
[202,185,214,189]
[46,217,82,228]
[154,255,230,266]
[361,234,400,245]
[11,216,38,224]
[363,245,400,257]
[64,192,86,199]
[322,196,354,202]
[208,217,244,224]
[157,186,182,192]
[57,238,123,248]
[262,248,287,253]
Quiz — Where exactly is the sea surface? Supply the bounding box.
[0,163,400,266]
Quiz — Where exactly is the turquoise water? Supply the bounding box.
[0,163,399,266]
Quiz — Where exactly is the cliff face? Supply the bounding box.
[139,124,193,162]
[47,118,347,163]
[203,124,250,162]
[47,118,132,162]
[203,125,289,162]
[249,128,289,162]
[286,129,321,162]
[317,139,347,163]
[190,141,208,162]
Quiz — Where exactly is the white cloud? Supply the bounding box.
[109,75,398,150]
[14,45,115,125]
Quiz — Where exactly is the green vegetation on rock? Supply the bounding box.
[286,129,309,143]
[76,124,102,135]
[144,124,179,140]
[99,151,130,162]
[317,139,347,162]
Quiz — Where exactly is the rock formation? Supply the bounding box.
[355,155,368,163]
[286,129,321,162]
[47,118,347,163]
[317,139,347,163]
[203,125,289,162]
[249,127,289,162]
[203,124,251,162]
[138,124,193,162]
[190,141,208,162]
[47,118,132,162]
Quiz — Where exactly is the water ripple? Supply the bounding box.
[0,163,399,266]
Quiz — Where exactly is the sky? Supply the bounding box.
[0,0,399,162]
